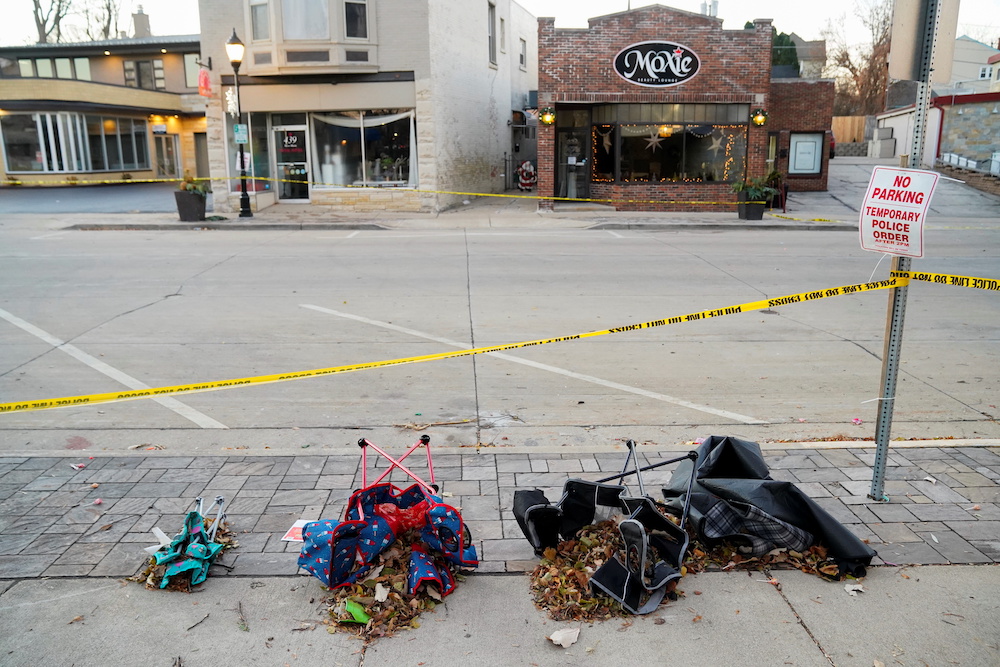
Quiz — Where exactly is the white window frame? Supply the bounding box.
[788,132,824,174]
[251,1,271,41]
[979,65,993,79]
[487,2,497,65]
[519,38,527,69]
[345,0,368,39]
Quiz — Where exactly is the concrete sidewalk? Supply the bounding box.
[2,157,995,234]
[1,566,997,667]
[2,441,999,665]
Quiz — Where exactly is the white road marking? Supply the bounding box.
[0,308,228,429]
[346,231,360,238]
[301,304,767,425]
[605,230,624,238]
[30,232,68,240]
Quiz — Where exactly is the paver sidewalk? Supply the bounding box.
[2,443,999,581]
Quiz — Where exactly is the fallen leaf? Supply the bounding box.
[68,615,84,624]
[692,615,702,623]
[845,583,865,596]
[653,618,666,625]
[548,628,580,648]
[374,583,389,603]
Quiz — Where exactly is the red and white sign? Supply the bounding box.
[859,167,938,258]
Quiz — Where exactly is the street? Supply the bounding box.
[1,218,997,454]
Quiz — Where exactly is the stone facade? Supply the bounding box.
[199,0,537,214]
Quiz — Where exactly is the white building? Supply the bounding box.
[197,0,538,213]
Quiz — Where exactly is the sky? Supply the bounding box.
[1,0,997,47]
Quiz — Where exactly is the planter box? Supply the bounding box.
[174,190,206,222]
[736,191,766,220]
[741,202,766,220]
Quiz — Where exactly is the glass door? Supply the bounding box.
[154,134,179,178]
[273,126,309,200]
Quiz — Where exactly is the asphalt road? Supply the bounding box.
[0,182,214,214]
[1,220,997,455]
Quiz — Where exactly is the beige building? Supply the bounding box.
[0,18,208,186]
[197,0,538,213]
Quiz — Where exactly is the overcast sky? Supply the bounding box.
[1,0,997,46]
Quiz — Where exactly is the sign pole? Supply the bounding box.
[869,0,940,501]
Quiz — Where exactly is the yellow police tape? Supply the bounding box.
[768,213,846,224]
[892,271,1000,292]
[0,277,904,415]
[3,176,751,207]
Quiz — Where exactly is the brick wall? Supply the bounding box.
[769,79,834,192]
[536,7,773,211]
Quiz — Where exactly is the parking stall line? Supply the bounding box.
[0,308,228,429]
[300,304,767,425]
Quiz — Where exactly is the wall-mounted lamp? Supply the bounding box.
[160,48,167,54]
[539,107,556,125]
[992,106,999,114]
[658,124,673,138]
[103,50,111,56]
[751,108,768,126]
[957,108,964,115]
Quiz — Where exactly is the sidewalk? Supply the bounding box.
[1,440,999,666]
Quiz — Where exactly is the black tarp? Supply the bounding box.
[662,435,876,577]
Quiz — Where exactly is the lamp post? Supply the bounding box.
[225,28,252,218]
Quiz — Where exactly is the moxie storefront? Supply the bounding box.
[537,7,834,211]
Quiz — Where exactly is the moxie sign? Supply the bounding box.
[613,41,700,87]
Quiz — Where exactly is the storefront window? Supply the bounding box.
[587,104,747,183]
[1,112,147,173]
[1,114,42,171]
[311,110,415,187]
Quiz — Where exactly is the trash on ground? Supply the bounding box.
[299,437,478,642]
[130,496,234,591]
[548,627,580,648]
[515,435,874,619]
[845,583,865,596]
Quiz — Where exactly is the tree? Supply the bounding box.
[744,21,801,72]
[77,0,123,41]
[823,0,891,116]
[32,0,73,43]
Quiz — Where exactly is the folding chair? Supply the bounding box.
[513,440,699,614]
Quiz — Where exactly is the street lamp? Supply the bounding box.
[226,28,252,218]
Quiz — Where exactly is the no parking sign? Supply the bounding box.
[859,167,939,258]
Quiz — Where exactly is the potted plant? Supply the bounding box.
[379,156,395,180]
[731,177,778,220]
[174,173,210,222]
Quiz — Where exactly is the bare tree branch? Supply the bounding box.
[33,0,73,44]
[823,0,891,115]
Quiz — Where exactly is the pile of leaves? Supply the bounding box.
[130,517,237,592]
[322,528,465,643]
[529,508,852,621]
[528,520,632,622]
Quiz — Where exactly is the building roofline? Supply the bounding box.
[0,35,200,57]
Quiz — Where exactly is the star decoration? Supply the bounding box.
[708,133,724,156]
[645,130,665,152]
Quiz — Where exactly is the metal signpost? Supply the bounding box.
[867,0,954,501]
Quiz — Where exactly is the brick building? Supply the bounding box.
[197,0,537,214]
[536,5,834,212]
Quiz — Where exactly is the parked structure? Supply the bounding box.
[0,11,208,186]
[535,5,834,212]
[197,0,538,213]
